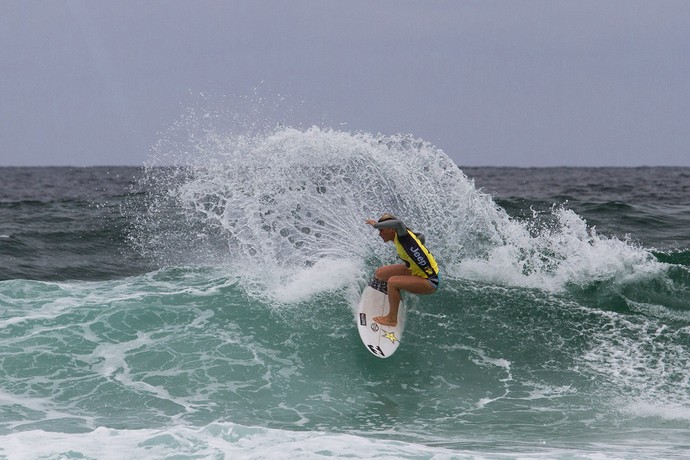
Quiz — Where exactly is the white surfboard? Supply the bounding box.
[356,281,407,358]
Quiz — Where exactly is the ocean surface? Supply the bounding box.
[1,127,689,459]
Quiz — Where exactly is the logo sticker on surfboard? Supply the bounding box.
[382,329,399,343]
[359,313,367,326]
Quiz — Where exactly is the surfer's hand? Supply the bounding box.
[365,219,377,226]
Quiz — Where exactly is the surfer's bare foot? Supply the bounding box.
[374,315,397,327]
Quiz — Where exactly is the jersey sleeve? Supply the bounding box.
[373,219,407,236]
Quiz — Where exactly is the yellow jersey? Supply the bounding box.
[393,229,439,279]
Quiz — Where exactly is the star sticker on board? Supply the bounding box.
[382,329,399,344]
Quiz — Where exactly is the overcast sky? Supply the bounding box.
[2,1,689,167]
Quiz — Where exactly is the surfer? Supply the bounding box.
[365,214,440,326]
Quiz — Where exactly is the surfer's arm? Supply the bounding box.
[371,219,407,237]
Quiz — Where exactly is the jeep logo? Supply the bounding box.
[409,246,428,267]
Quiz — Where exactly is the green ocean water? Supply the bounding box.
[1,127,689,458]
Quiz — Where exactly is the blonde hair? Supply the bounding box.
[377,213,397,223]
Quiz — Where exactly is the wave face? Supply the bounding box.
[1,127,689,458]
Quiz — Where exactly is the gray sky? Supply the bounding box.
[2,1,689,167]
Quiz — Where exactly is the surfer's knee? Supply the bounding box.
[375,264,411,281]
[375,265,401,280]
[387,275,405,289]
[374,266,388,280]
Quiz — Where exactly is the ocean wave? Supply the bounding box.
[1,271,689,458]
[130,126,679,303]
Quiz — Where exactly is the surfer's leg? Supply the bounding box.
[372,265,410,326]
[374,264,410,281]
[375,275,436,327]
[377,282,402,327]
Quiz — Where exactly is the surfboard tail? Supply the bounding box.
[368,277,388,294]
